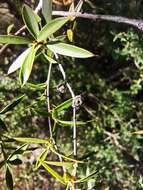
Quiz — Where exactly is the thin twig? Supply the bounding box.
[46,62,52,139]
[55,54,77,158]
[52,11,143,31]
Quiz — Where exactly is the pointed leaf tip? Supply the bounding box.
[47,43,94,58]
[22,4,39,38]
[8,48,31,74]
[19,46,37,86]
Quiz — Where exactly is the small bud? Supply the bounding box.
[72,95,82,108]
[57,84,66,94]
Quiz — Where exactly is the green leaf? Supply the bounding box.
[54,99,72,113]
[37,17,68,41]
[0,95,25,114]
[8,144,28,160]
[8,48,31,74]
[7,24,14,34]
[52,149,83,163]
[75,170,97,183]
[35,148,49,170]
[27,82,47,90]
[42,0,52,23]
[14,137,51,145]
[22,4,39,38]
[5,165,13,190]
[47,43,94,58]
[40,160,66,185]
[57,120,86,126]
[0,118,7,131]
[19,46,37,85]
[52,99,72,120]
[44,54,57,64]
[45,161,73,167]
[9,158,22,165]
[0,35,32,44]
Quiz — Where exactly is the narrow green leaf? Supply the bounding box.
[75,170,97,183]
[7,24,14,34]
[0,95,25,114]
[14,137,51,145]
[8,48,31,74]
[47,43,94,58]
[54,99,72,113]
[52,149,83,163]
[44,54,57,64]
[37,17,68,41]
[45,161,72,167]
[5,165,13,190]
[42,0,52,23]
[8,144,28,160]
[57,120,86,126]
[9,158,22,165]
[19,46,37,85]
[22,4,39,38]
[40,160,66,184]
[35,148,49,170]
[27,82,46,90]
[0,118,7,131]
[0,35,32,44]
[52,99,72,120]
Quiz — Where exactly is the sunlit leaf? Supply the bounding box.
[0,95,25,114]
[67,29,73,42]
[7,24,14,35]
[37,17,68,41]
[0,35,32,44]
[44,54,57,64]
[5,165,13,190]
[8,48,31,74]
[40,160,66,184]
[19,46,37,85]
[14,137,51,145]
[45,161,73,167]
[42,0,52,23]
[52,149,83,163]
[35,148,49,170]
[47,42,94,58]
[22,4,39,38]
[57,119,86,126]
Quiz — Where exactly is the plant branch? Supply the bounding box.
[46,62,52,139]
[54,54,77,158]
[52,11,143,31]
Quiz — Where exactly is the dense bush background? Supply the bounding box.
[1,0,143,189]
